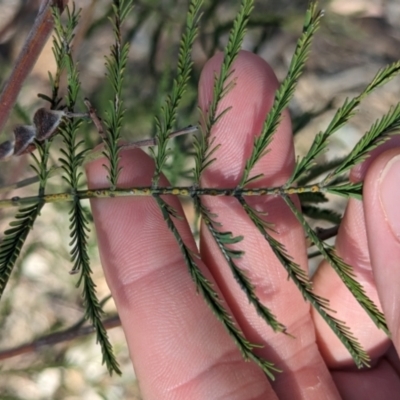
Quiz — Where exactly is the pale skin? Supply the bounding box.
[85,51,400,399]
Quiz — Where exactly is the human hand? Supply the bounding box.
[86,50,400,399]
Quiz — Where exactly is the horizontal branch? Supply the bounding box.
[0,314,120,361]
[0,183,331,208]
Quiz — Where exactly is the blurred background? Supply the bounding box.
[0,0,400,398]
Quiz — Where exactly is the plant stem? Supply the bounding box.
[0,0,68,133]
[0,183,334,208]
[0,315,120,361]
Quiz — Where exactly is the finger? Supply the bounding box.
[198,50,340,399]
[330,344,400,399]
[85,149,275,399]
[364,146,400,353]
[311,137,400,367]
[331,359,400,399]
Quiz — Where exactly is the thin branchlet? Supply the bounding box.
[54,5,121,375]
[195,197,287,334]
[194,0,254,183]
[240,195,371,368]
[283,194,388,336]
[239,2,321,188]
[102,0,133,189]
[289,60,400,185]
[323,103,400,183]
[154,194,280,379]
[151,0,203,186]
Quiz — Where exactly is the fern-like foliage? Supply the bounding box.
[240,2,321,187]
[192,0,288,372]
[283,195,388,334]
[1,0,400,381]
[53,5,121,375]
[194,0,253,182]
[150,0,283,376]
[196,198,287,334]
[151,0,202,185]
[102,0,133,189]
[0,203,42,298]
[289,60,400,185]
[282,189,388,362]
[155,195,280,379]
[325,103,400,181]
[239,194,370,368]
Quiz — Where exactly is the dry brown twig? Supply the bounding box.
[0,0,77,363]
[0,315,121,361]
[0,0,68,134]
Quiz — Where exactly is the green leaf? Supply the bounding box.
[152,0,203,185]
[0,205,42,298]
[326,182,363,200]
[155,194,280,379]
[101,1,133,188]
[53,4,121,375]
[197,198,287,334]
[194,0,253,182]
[290,60,400,185]
[283,194,389,339]
[240,2,321,187]
[326,104,400,180]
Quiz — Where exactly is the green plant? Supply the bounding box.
[0,0,399,389]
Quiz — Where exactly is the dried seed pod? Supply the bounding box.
[33,108,65,141]
[0,107,88,161]
[0,140,14,160]
[0,125,37,161]
[13,125,37,155]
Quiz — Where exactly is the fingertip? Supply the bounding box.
[364,147,400,351]
[311,145,400,367]
[350,136,400,182]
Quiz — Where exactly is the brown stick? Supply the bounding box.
[0,0,68,133]
[0,314,121,360]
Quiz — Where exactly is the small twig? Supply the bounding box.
[79,122,200,165]
[306,225,339,247]
[0,167,58,194]
[0,314,121,361]
[120,124,199,149]
[84,97,198,150]
[84,98,106,140]
[0,0,68,133]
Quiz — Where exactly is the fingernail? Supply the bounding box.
[379,155,400,242]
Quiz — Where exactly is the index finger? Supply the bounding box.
[198,50,339,399]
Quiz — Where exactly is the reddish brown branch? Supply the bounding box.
[0,0,68,133]
[0,314,121,361]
